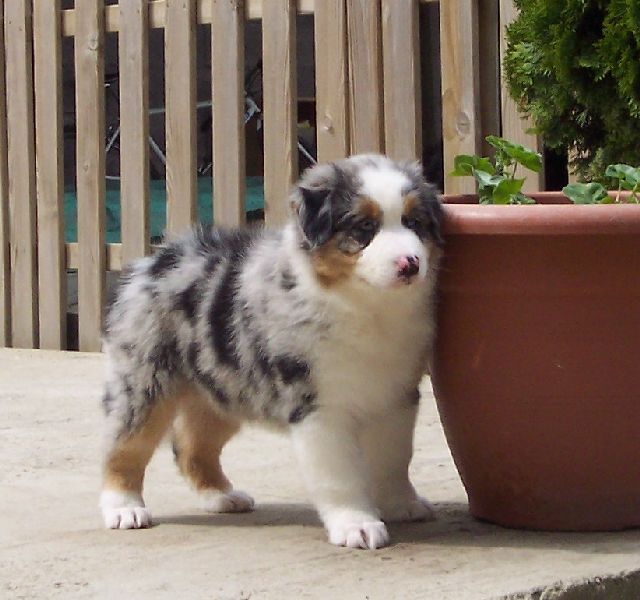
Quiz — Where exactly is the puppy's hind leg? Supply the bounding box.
[100,388,178,530]
[173,386,254,513]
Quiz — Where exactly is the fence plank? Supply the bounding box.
[211,0,245,227]
[440,0,481,194]
[346,0,384,154]
[5,0,38,348]
[262,0,297,226]
[62,0,319,37]
[499,0,542,191]
[119,0,150,264]
[165,0,197,233]
[314,0,349,162]
[0,0,10,346]
[66,243,125,272]
[381,0,421,161]
[33,0,66,349]
[75,0,106,352]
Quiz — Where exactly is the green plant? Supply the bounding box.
[453,135,640,205]
[504,0,640,182]
[450,135,542,204]
[563,164,640,204]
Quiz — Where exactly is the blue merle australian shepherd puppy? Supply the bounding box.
[100,154,443,550]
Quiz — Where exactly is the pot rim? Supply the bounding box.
[442,192,640,235]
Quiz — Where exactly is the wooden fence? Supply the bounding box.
[0,0,533,352]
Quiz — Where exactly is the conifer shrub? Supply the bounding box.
[504,0,640,181]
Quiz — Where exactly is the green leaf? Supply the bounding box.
[493,178,525,203]
[486,135,543,172]
[562,183,609,204]
[605,164,640,187]
[450,154,495,177]
[512,192,537,205]
[473,169,504,189]
[474,156,495,175]
[510,146,543,172]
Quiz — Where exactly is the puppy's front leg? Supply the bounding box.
[291,411,389,550]
[361,404,435,523]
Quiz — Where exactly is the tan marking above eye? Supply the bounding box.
[355,196,383,222]
[402,192,420,217]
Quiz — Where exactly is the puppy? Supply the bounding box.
[99,154,443,550]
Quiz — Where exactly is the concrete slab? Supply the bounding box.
[1,348,639,600]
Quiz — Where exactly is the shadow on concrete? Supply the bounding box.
[155,502,321,528]
[389,502,640,555]
[156,500,640,555]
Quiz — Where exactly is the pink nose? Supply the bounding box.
[396,255,420,279]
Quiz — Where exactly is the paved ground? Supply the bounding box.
[2,349,640,600]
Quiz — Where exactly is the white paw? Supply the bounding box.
[380,495,436,523]
[325,510,390,550]
[100,490,151,529]
[201,489,255,513]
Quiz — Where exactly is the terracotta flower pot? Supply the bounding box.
[430,193,640,531]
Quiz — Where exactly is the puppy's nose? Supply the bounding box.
[396,255,420,279]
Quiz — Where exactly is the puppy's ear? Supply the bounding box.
[403,160,445,247]
[293,162,351,249]
[402,160,425,181]
[297,185,333,249]
[424,188,444,247]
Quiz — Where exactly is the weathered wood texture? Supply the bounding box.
[346,0,384,154]
[262,0,298,225]
[74,0,106,352]
[165,0,197,233]
[34,0,66,349]
[61,0,319,36]
[0,0,10,346]
[314,0,349,162]
[381,0,421,161]
[5,0,38,348]
[440,0,481,194]
[211,0,246,227]
[119,0,150,264]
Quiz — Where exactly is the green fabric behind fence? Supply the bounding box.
[64,177,265,243]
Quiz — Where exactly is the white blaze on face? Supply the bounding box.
[355,166,429,288]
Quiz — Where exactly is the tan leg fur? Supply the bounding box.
[172,386,241,492]
[103,398,178,495]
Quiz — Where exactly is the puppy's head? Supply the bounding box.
[291,154,443,289]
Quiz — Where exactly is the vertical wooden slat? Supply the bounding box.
[499,0,543,191]
[211,0,245,228]
[119,0,150,264]
[0,0,10,346]
[5,0,38,348]
[165,0,197,233]
[75,0,106,352]
[381,0,421,161]
[346,0,384,154]
[314,0,349,162]
[440,0,481,194]
[33,0,65,350]
[262,0,297,226]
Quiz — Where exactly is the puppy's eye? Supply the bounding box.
[359,219,377,232]
[402,216,420,230]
